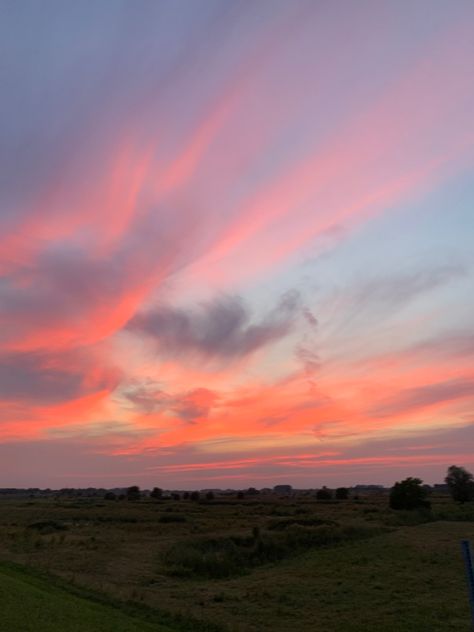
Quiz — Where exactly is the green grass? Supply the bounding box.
[0,494,473,630]
[0,563,171,632]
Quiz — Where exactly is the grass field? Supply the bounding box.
[0,493,473,631]
[0,562,171,632]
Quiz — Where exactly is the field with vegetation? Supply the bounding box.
[1,491,473,631]
[0,562,172,632]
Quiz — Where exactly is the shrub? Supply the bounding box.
[27,520,68,534]
[389,477,430,510]
[316,487,332,500]
[126,485,141,501]
[335,487,349,500]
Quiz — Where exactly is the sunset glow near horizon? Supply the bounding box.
[1,1,474,489]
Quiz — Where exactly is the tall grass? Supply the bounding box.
[161,523,383,578]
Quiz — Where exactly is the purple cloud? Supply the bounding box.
[127,291,302,361]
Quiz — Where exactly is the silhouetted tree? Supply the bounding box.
[316,487,332,500]
[190,491,200,501]
[335,487,349,500]
[171,492,181,501]
[104,491,117,501]
[389,477,430,510]
[247,487,259,495]
[205,491,215,501]
[237,491,244,499]
[183,491,190,500]
[150,487,163,500]
[126,485,141,501]
[445,465,474,503]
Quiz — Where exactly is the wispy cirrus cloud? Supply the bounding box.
[369,378,474,418]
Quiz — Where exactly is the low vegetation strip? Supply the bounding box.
[161,523,386,578]
[0,563,169,632]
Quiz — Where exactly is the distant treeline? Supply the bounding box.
[2,464,472,507]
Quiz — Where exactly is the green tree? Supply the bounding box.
[126,485,141,501]
[389,477,430,510]
[316,487,332,500]
[335,487,349,500]
[445,465,474,503]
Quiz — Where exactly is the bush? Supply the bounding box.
[27,520,68,534]
[316,487,332,500]
[126,485,141,501]
[335,487,349,500]
[389,477,430,510]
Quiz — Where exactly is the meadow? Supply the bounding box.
[0,492,473,631]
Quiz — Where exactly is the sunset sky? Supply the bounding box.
[1,1,473,489]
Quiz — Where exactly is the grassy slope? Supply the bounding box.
[0,563,171,632]
[166,521,473,632]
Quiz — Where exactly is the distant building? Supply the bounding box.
[273,484,293,495]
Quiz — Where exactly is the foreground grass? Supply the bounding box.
[0,563,171,632]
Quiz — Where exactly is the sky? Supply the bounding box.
[1,0,473,489]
